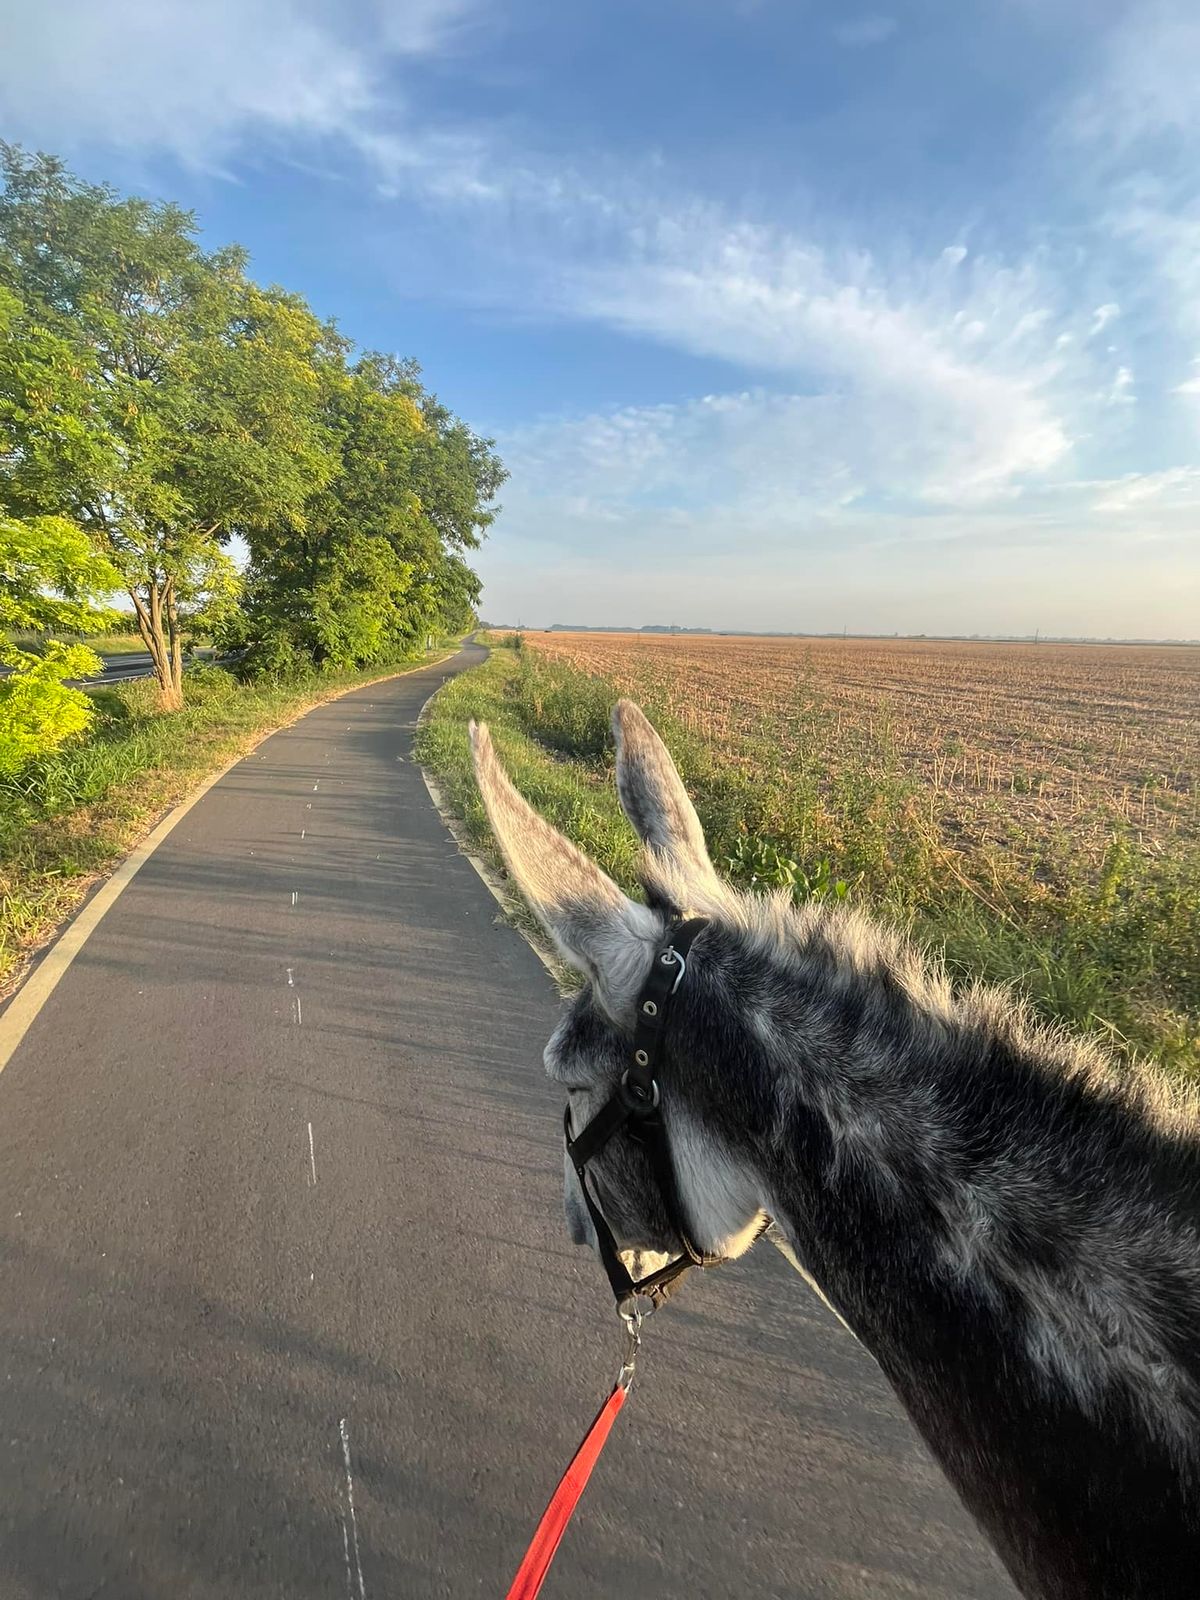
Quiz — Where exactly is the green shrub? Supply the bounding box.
[0,642,102,776]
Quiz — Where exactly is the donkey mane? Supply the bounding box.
[470,701,1200,1600]
[682,875,1196,1135]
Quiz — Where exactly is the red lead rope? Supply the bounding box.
[504,1381,629,1600]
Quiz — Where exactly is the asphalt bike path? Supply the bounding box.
[0,643,1015,1599]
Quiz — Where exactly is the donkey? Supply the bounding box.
[470,701,1200,1600]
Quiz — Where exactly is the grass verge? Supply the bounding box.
[417,644,1199,1078]
[0,649,454,999]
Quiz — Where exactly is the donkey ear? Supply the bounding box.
[470,721,660,1004]
[612,700,725,904]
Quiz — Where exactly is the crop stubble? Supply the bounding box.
[521,631,1200,866]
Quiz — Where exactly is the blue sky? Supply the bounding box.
[2,0,1198,636]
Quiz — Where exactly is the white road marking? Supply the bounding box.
[293,994,303,1027]
[341,1515,353,1600]
[291,891,298,907]
[313,782,320,791]
[286,967,294,986]
[300,829,306,839]
[339,1419,367,1600]
[307,1121,317,1186]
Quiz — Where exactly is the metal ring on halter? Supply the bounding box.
[619,1070,660,1110]
[617,1291,656,1326]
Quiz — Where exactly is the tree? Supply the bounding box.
[235,353,502,673]
[356,354,507,553]
[0,513,123,773]
[0,145,334,708]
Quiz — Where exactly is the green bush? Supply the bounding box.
[0,642,102,776]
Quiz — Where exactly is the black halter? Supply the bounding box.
[564,916,722,1315]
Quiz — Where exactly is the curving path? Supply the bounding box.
[0,644,1016,1599]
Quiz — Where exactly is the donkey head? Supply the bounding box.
[470,701,766,1276]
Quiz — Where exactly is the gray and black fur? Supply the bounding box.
[470,702,1200,1600]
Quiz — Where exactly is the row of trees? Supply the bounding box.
[0,145,503,759]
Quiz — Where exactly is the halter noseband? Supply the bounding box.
[564,916,722,1316]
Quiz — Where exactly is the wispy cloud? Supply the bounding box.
[498,390,1198,541]
[1061,2,1200,428]
[1090,465,1200,513]
[1063,2,1200,157]
[0,0,475,170]
[564,228,1087,504]
[1089,302,1120,336]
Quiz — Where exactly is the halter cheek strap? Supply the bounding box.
[564,916,720,1313]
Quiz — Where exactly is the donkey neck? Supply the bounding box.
[666,912,1200,1600]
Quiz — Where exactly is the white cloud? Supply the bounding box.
[1059,4,1200,440]
[550,214,1094,504]
[832,15,898,48]
[1065,3,1200,157]
[500,392,866,537]
[497,387,1192,545]
[322,122,1107,510]
[0,0,473,169]
[1091,466,1200,513]
[500,369,1065,545]
[479,398,1200,634]
[374,0,478,55]
[1106,194,1200,333]
[0,0,1100,519]
[1104,365,1136,406]
[1089,302,1120,336]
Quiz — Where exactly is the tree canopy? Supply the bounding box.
[0,144,503,742]
[234,353,503,674]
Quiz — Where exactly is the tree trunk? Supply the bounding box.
[130,581,182,711]
[165,580,183,704]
